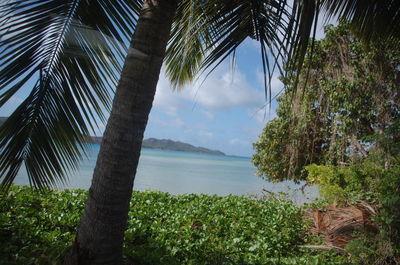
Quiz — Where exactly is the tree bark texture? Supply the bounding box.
[64,1,178,264]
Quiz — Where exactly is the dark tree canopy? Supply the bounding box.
[253,23,400,183]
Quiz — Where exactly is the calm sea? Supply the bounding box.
[14,144,317,204]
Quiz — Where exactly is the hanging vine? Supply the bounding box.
[253,23,400,182]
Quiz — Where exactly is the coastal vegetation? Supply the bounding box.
[1,2,292,262]
[253,23,400,183]
[1,186,346,265]
[1,1,400,264]
[253,23,400,264]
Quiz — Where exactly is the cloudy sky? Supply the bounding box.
[144,14,332,157]
[144,40,283,157]
[0,14,332,157]
[0,38,284,157]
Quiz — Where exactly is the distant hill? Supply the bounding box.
[142,138,225,156]
[88,137,225,156]
[0,118,225,156]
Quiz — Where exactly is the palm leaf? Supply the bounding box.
[165,0,211,89]
[166,0,291,102]
[288,0,400,76]
[322,0,400,42]
[0,0,141,190]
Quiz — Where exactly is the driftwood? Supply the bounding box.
[300,244,344,252]
[306,202,378,249]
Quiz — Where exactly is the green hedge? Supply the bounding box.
[0,186,345,265]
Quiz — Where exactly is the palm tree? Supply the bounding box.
[0,0,142,190]
[1,0,289,264]
[1,0,399,264]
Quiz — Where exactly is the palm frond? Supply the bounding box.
[322,0,400,42]
[165,0,211,89]
[288,0,400,76]
[166,0,291,101]
[0,0,141,191]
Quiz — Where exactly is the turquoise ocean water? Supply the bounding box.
[14,144,317,203]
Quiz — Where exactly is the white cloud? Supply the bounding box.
[229,138,247,146]
[153,63,265,114]
[152,117,185,128]
[153,74,183,116]
[190,66,264,110]
[200,109,214,120]
[198,131,213,139]
[172,117,185,128]
[241,38,260,50]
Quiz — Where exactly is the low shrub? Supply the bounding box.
[0,186,86,265]
[124,191,307,264]
[1,186,345,265]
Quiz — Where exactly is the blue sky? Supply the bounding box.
[0,38,284,157]
[145,17,331,157]
[145,40,283,157]
[0,14,331,157]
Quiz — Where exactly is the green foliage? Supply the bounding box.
[375,163,400,247]
[0,186,86,265]
[0,1,141,190]
[0,186,347,265]
[305,156,400,209]
[305,164,344,202]
[305,161,379,204]
[305,158,400,263]
[345,232,400,265]
[252,111,300,182]
[253,23,400,183]
[252,21,400,265]
[124,191,306,264]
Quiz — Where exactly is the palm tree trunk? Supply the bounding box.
[64,1,178,264]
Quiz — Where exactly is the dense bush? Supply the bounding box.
[305,158,400,264]
[305,157,400,208]
[251,23,400,265]
[253,23,400,183]
[305,161,380,204]
[375,163,400,249]
[0,186,347,265]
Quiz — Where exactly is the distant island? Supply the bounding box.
[142,138,225,156]
[0,118,225,156]
[88,137,226,156]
